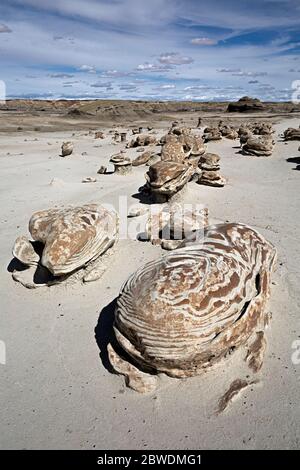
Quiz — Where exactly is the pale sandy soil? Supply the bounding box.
[0,117,299,450]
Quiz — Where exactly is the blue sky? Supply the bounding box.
[0,0,299,100]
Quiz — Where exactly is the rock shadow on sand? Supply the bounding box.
[286,156,300,171]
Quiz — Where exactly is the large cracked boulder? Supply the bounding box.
[107,222,277,392]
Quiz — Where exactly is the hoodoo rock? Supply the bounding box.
[145,160,194,202]
[198,153,226,187]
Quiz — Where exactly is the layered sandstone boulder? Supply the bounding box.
[145,161,194,202]
[108,223,277,392]
[127,134,157,148]
[283,127,300,141]
[198,152,226,187]
[11,204,118,286]
[242,136,274,156]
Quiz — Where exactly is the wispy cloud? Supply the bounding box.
[0,23,12,33]
[158,52,194,65]
[191,37,218,46]
[78,65,96,73]
[0,0,299,100]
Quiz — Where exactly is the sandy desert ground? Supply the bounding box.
[0,106,300,450]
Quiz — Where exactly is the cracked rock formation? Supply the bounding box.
[12,204,118,278]
[127,134,157,148]
[108,222,277,392]
[145,160,194,202]
[242,136,274,157]
[198,153,226,187]
[61,141,73,157]
[283,127,300,141]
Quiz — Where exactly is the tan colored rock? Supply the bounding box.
[61,141,73,157]
[198,170,226,187]
[110,153,128,164]
[82,177,97,183]
[170,126,191,136]
[283,127,300,141]
[161,141,186,163]
[109,223,276,391]
[127,135,157,148]
[220,127,238,140]
[203,130,222,142]
[12,236,40,266]
[142,203,209,248]
[242,136,274,156]
[160,134,178,145]
[199,153,220,171]
[132,151,153,167]
[97,166,107,174]
[146,154,161,166]
[145,161,194,201]
[28,204,118,276]
[114,160,132,175]
[179,134,206,156]
[95,131,105,139]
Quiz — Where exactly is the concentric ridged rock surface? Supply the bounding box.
[28,204,118,276]
[112,223,276,381]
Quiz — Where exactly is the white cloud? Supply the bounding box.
[100,70,131,78]
[136,62,173,72]
[217,68,242,73]
[78,65,96,73]
[191,38,217,46]
[158,52,194,65]
[153,84,176,90]
[0,23,12,33]
[90,81,113,88]
[48,73,74,78]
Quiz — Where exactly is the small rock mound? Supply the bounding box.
[227,96,265,113]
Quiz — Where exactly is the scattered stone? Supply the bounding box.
[114,160,132,175]
[61,141,73,157]
[283,127,300,141]
[127,135,157,148]
[217,379,259,414]
[132,151,153,167]
[97,166,107,174]
[82,177,97,183]
[198,170,226,187]
[95,131,105,139]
